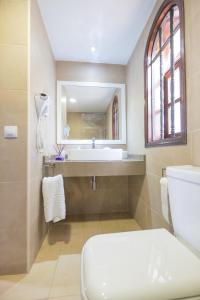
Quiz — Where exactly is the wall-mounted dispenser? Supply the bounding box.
[35,93,49,153]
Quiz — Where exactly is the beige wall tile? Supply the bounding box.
[134,197,149,230]
[145,143,191,177]
[184,0,200,76]
[0,44,27,90]
[27,0,56,272]
[0,0,28,45]
[187,70,200,131]
[127,0,197,230]
[0,181,26,229]
[28,178,43,222]
[0,227,27,275]
[142,174,162,214]
[146,208,173,232]
[191,130,200,166]
[0,90,27,181]
[0,136,27,182]
[0,0,28,272]
[56,61,126,84]
[27,177,47,267]
[0,90,27,124]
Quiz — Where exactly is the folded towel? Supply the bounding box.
[160,177,170,223]
[42,175,66,223]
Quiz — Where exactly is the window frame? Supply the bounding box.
[112,95,119,139]
[144,0,186,148]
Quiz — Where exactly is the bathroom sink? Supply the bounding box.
[66,148,123,161]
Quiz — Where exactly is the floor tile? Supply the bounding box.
[100,219,122,234]
[82,220,102,240]
[118,219,141,232]
[60,235,85,255]
[0,261,57,300]
[0,274,26,297]
[0,214,141,300]
[35,242,63,263]
[49,255,81,298]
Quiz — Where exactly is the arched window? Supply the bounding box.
[144,0,186,147]
[112,96,119,139]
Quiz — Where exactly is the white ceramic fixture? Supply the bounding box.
[81,165,200,300]
[167,165,200,255]
[67,148,123,161]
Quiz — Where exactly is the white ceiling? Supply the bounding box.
[37,0,156,65]
[65,86,116,112]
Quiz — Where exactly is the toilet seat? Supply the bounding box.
[81,229,200,300]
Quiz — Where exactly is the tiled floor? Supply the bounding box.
[0,214,141,300]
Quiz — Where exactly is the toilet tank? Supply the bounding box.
[167,165,200,255]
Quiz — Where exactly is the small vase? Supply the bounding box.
[55,155,65,161]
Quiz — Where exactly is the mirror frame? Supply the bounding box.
[57,80,126,145]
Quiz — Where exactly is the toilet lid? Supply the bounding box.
[81,229,200,300]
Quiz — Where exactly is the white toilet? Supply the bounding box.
[81,166,200,300]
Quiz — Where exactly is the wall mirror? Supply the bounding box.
[57,81,126,144]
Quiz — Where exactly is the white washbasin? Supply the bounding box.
[66,148,123,161]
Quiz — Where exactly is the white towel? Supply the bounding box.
[160,177,170,223]
[42,175,66,223]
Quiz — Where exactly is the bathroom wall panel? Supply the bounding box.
[0,227,27,275]
[56,61,126,84]
[0,44,27,90]
[0,0,28,275]
[56,61,127,211]
[27,0,56,270]
[127,0,197,230]
[0,0,27,45]
[185,0,200,167]
[0,90,27,182]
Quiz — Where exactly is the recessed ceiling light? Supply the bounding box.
[91,46,96,53]
[69,98,77,103]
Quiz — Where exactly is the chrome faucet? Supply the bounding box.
[92,137,95,149]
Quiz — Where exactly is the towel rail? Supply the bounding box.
[43,157,56,176]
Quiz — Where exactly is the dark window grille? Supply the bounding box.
[144,0,186,147]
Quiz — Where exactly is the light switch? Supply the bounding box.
[4,126,18,139]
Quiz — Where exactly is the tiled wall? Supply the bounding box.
[185,0,200,165]
[127,0,200,230]
[27,0,56,269]
[56,62,127,151]
[56,61,128,215]
[0,0,56,275]
[0,0,28,274]
[56,61,126,84]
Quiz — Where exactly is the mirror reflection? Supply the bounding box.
[59,82,125,142]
